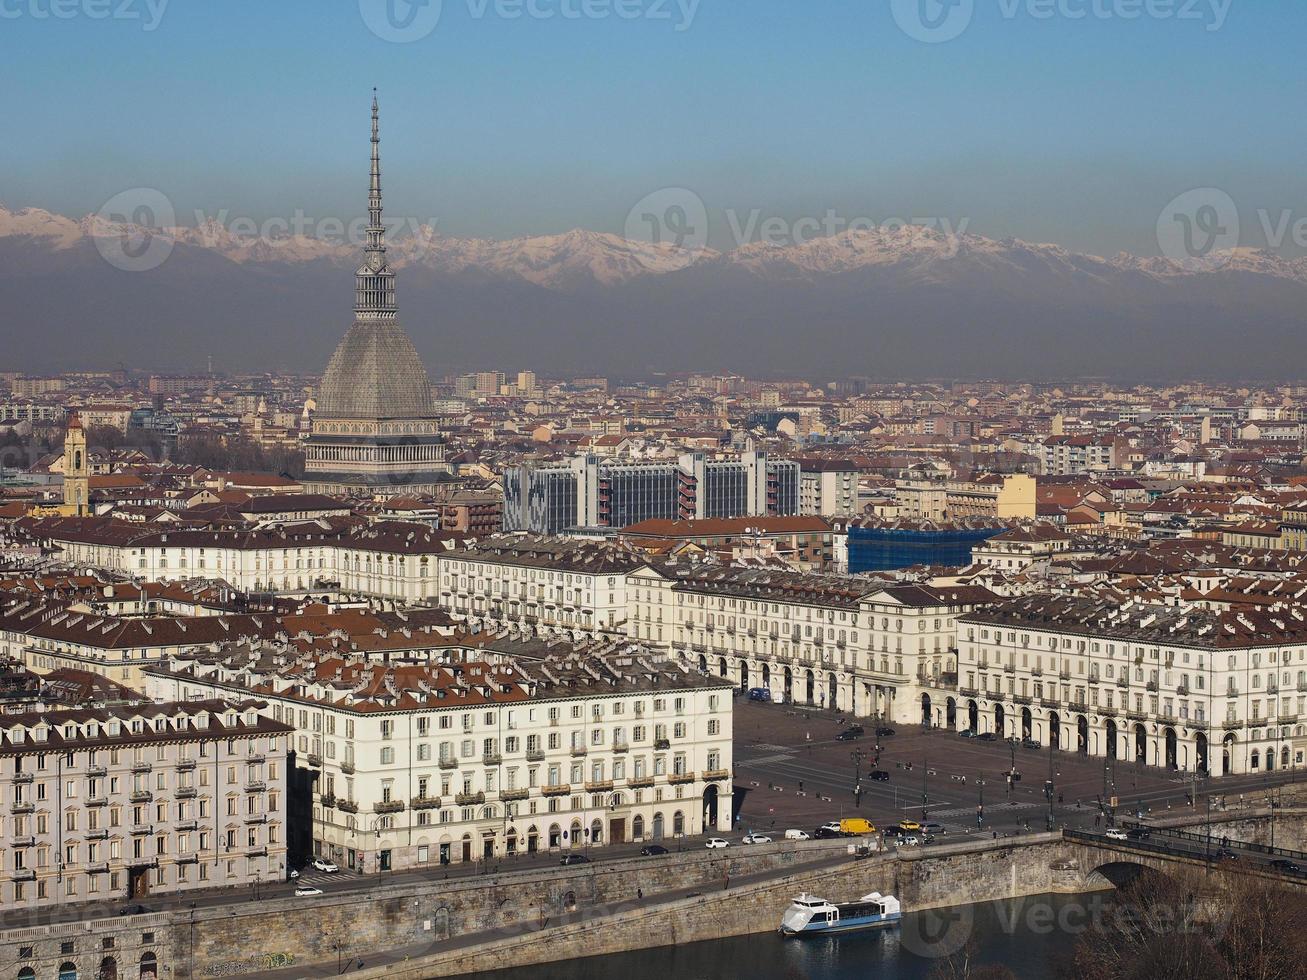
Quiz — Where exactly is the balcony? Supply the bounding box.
[86,861,109,874]
[340,761,356,775]
[131,761,152,774]
[176,853,198,865]
[374,800,405,815]
[438,758,459,770]
[525,750,546,762]
[482,753,503,767]
[570,746,588,757]
[10,771,33,783]
[87,828,109,840]
[668,772,695,785]
[86,765,107,778]
[1145,681,1158,693]
[244,813,267,825]
[654,738,671,751]
[1177,685,1190,696]
[411,796,442,810]
[500,788,529,802]
[129,790,152,803]
[337,799,359,814]
[174,821,196,833]
[129,824,153,836]
[541,784,571,797]
[245,780,267,793]
[306,754,323,769]
[320,793,336,808]
[11,835,34,847]
[11,869,34,882]
[454,791,485,806]
[584,780,614,793]
[1116,677,1129,688]
[247,752,266,764]
[246,846,267,858]
[702,769,730,781]
[612,742,629,754]
[1003,664,1016,674]
[176,786,197,799]
[175,760,195,772]
[87,795,108,807]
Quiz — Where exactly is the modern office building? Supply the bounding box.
[503,452,800,534]
[845,519,1006,573]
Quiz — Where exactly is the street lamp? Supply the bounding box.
[1045,740,1056,832]
[850,749,865,808]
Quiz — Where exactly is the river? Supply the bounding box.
[479,892,1111,980]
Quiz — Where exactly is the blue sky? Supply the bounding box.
[2,0,1304,254]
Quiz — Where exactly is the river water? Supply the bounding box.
[480,892,1111,980]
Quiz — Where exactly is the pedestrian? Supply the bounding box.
[637,888,643,900]
[799,780,804,793]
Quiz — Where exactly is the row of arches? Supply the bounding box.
[699,654,849,712]
[920,694,1258,775]
[19,952,157,980]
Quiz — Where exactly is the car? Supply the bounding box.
[922,822,945,835]
[837,726,864,741]
[311,858,339,873]
[978,732,998,742]
[294,885,324,897]
[876,726,896,737]
[746,687,772,703]
[1125,827,1152,841]
[897,819,922,833]
[118,904,152,916]
[869,770,890,782]
[705,838,730,849]
[1105,828,1129,841]
[640,844,669,856]
[1216,848,1240,861]
[959,729,977,738]
[897,835,921,847]
[1269,859,1301,873]
[784,829,811,841]
[813,827,843,840]
[1021,738,1041,750]
[560,853,592,866]
[288,868,300,879]
[742,834,773,845]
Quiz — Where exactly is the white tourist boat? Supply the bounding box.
[779,891,903,937]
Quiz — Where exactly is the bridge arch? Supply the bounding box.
[1086,861,1170,890]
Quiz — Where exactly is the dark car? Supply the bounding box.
[560,854,592,866]
[118,904,152,916]
[837,726,865,741]
[977,732,998,742]
[876,726,896,737]
[640,844,669,856]
[813,827,843,839]
[747,687,772,702]
[1021,737,1041,750]
[1269,859,1301,873]
[1125,827,1152,841]
[959,729,977,738]
[869,769,890,782]
[1216,848,1239,861]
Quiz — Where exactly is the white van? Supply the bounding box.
[785,829,811,841]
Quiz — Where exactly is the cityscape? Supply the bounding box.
[3,2,1307,980]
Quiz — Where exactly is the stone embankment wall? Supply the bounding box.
[347,834,1076,979]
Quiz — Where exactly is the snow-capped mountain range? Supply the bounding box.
[4,203,1307,379]
[5,203,1307,289]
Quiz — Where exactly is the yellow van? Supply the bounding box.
[839,818,876,836]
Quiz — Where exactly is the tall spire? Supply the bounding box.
[356,89,397,320]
